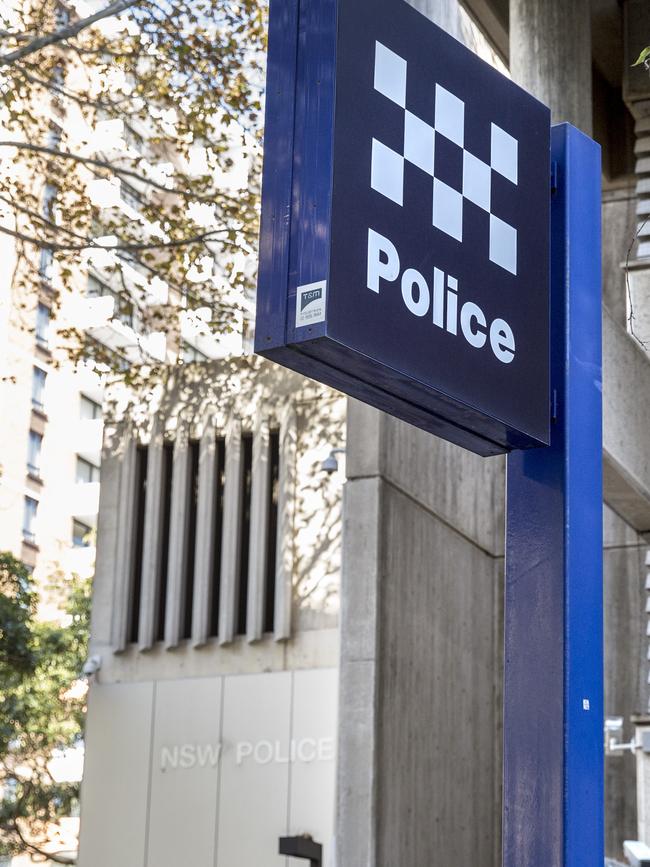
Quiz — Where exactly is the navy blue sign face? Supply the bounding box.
[255,0,550,456]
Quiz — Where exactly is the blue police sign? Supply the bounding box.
[255,0,551,456]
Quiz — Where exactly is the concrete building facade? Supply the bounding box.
[78,358,346,866]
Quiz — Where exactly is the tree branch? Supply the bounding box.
[0,141,221,203]
[10,817,75,865]
[0,221,227,252]
[0,0,140,66]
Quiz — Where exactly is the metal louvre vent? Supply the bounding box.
[111,410,295,653]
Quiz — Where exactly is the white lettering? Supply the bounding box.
[432,267,444,328]
[196,743,222,768]
[490,318,515,364]
[179,744,196,769]
[401,269,430,317]
[446,276,458,335]
[366,229,517,364]
[318,737,335,762]
[367,228,400,293]
[296,738,317,763]
[236,741,253,766]
[160,746,178,770]
[254,740,274,765]
[460,302,487,349]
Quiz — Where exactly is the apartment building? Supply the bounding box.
[0,0,248,604]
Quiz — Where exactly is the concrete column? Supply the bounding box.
[110,436,138,653]
[338,399,505,867]
[164,423,191,648]
[509,0,592,134]
[622,2,650,348]
[138,419,165,651]
[336,4,508,865]
[274,404,296,641]
[247,418,270,642]
[218,417,243,644]
[191,418,218,647]
[633,717,650,844]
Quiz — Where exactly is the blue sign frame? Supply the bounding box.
[256,0,551,456]
[503,124,603,865]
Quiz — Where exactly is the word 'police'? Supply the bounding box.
[367,229,516,364]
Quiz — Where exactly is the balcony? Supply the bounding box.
[75,419,103,465]
[71,482,100,522]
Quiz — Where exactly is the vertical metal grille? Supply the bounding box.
[128,445,148,644]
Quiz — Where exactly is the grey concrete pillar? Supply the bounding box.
[633,717,650,844]
[218,417,243,644]
[164,423,191,648]
[509,0,592,135]
[247,418,271,642]
[622,1,650,347]
[274,404,296,641]
[191,417,218,647]
[338,399,505,867]
[138,419,165,651]
[337,5,513,866]
[110,436,138,653]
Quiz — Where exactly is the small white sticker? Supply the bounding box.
[582,699,590,711]
[296,280,327,328]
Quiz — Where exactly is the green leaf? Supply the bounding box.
[632,46,650,67]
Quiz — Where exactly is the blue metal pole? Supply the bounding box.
[503,124,603,866]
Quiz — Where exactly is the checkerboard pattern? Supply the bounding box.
[371,41,519,276]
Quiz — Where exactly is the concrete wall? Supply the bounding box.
[338,401,505,867]
[604,506,650,855]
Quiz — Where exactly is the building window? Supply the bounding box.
[23,497,38,545]
[87,275,134,328]
[181,341,208,364]
[46,122,62,150]
[120,181,144,211]
[31,367,46,412]
[42,183,58,221]
[27,430,43,479]
[117,250,149,278]
[72,519,92,547]
[36,303,51,349]
[80,395,102,420]
[123,124,144,153]
[76,457,100,484]
[39,248,54,281]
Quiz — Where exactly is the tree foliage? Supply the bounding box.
[0,0,266,372]
[0,553,90,863]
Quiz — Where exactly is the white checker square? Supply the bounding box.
[374,41,407,108]
[433,178,463,242]
[491,123,518,184]
[404,110,435,176]
[463,151,491,211]
[489,214,517,275]
[371,138,404,206]
[434,84,465,147]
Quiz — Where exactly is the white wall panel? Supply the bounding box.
[216,672,292,867]
[147,678,222,867]
[78,682,154,867]
[79,671,338,867]
[288,669,338,855]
